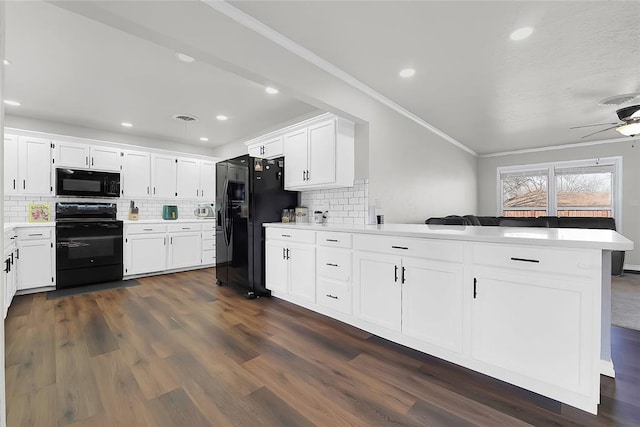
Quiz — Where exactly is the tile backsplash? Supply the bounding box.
[4,196,213,223]
[300,178,369,224]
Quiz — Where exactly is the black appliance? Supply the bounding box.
[55,202,123,289]
[216,155,298,298]
[56,168,120,198]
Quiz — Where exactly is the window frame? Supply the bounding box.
[496,157,623,231]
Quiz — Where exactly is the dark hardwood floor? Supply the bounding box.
[5,268,640,426]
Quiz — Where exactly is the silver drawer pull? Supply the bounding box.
[391,245,408,250]
[182,227,191,230]
[326,263,339,267]
[510,257,540,264]
[326,294,339,299]
[28,233,44,237]
[143,228,153,231]
[326,239,339,242]
[281,234,291,237]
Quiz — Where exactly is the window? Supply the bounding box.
[498,157,622,226]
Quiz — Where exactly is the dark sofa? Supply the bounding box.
[425,215,625,276]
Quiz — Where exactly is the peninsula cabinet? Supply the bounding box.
[263,223,633,415]
[265,228,316,303]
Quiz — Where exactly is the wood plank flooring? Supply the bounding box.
[5,268,640,426]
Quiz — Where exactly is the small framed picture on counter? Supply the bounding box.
[29,203,50,222]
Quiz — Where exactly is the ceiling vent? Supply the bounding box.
[597,93,640,107]
[172,114,199,122]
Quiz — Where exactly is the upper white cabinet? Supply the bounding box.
[18,136,52,195]
[53,140,120,171]
[151,154,177,198]
[121,150,151,198]
[176,157,200,199]
[247,136,284,159]
[4,134,19,195]
[199,160,216,200]
[283,116,354,190]
[243,113,354,191]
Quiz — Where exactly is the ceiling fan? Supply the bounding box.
[571,104,640,138]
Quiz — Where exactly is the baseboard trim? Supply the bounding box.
[623,264,640,273]
[600,359,616,378]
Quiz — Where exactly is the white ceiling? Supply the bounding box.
[3,1,640,155]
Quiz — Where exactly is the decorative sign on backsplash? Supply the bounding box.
[28,203,50,222]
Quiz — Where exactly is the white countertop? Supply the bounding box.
[264,222,634,251]
[123,218,215,224]
[4,222,55,233]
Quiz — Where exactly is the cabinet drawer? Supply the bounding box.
[126,223,167,234]
[16,227,53,240]
[266,227,316,244]
[168,223,202,232]
[317,231,352,248]
[353,234,463,263]
[202,249,216,264]
[317,278,352,315]
[317,247,351,282]
[471,243,598,276]
[202,239,216,250]
[201,222,216,231]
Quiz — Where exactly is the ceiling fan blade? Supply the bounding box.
[570,122,619,129]
[581,125,619,138]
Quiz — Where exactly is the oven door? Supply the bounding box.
[56,221,123,270]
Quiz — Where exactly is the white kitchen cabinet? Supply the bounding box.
[4,230,17,318]
[4,134,19,195]
[201,222,216,266]
[151,154,177,198]
[168,231,202,269]
[247,136,284,159]
[199,160,216,200]
[470,266,595,395]
[121,150,151,198]
[16,227,55,291]
[54,140,120,171]
[316,235,353,316]
[126,232,167,275]
[18,136,52,195]
[353,251,402,331]
[283,115,354,191]
[265,228,316,302]
[176,157,200,199]
[401,257,464,353]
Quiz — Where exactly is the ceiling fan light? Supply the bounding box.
[616,122,640,137]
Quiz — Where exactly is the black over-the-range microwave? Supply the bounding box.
[56,168,120,198]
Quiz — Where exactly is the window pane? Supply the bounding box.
[501,172,548,217]
[556,170,612,218]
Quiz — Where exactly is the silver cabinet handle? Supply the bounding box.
[28,233,43,237]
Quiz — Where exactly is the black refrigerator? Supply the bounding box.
[216,155,298,298]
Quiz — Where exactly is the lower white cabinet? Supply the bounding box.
[16,227,55,291]
[201,222,216,265]
[126,233,167,275]
[168,231,202,270]
[265,228,316,302]
[4,230,17,318]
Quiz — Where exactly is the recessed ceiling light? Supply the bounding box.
[121,122,133,128]
[399,68,416,78]
[216,115,228,121]
[200,137,209,142]
[3,58,11,66]
[265,86,279,95]
[3,100,20,106]
[510,27,534,41]
[175,52,195,63]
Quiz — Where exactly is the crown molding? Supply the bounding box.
[202,0,477,157]
[479,135,638,158]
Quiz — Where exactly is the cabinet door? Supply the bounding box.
[402,257,464,353]
[90,146,120,171]
[247,144,263,158]
[263,136,284,158]
[470,268,594,393]
[283,128,308,188]
[54,140,90,168]
[151,154,177,198]
[122,150,151,197]
[18,136,51,195]
[126,234,167,275]
[168,232,201,269]
[288,242,316,303]
[308,119,336,186]
[266,240,288,294]
[4,134,19,195]
[176,157,200,199]
[199,160,216,200]
[17,239,54,290]
[353,251,402,332]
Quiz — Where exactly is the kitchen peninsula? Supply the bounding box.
[264,222,634,414]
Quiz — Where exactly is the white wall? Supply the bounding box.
[0,1,7,424]
[478,140,639,267]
